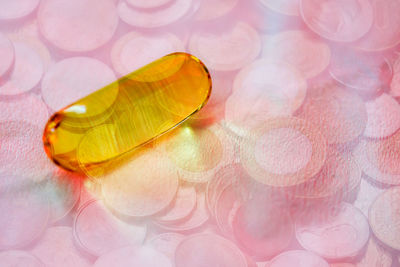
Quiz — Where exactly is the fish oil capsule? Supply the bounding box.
[43,53,212,172]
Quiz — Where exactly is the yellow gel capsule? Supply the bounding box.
[43,53,212,172]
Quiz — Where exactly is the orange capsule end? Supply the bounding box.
[43,53,212,172]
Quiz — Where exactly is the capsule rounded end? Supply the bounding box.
[43,113,78,172]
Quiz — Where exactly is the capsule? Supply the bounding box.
[43,53,212,172]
